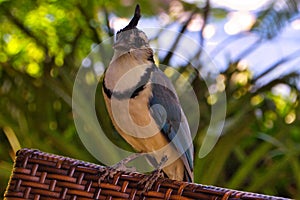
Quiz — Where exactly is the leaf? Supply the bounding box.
[251,0,298,40]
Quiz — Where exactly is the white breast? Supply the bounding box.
[105,50,152,93]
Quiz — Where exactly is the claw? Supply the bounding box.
[98,167,117,185]
[111,159,137,174]
[138,155,168,195]
[98,153,144,184]
[138,169,164,193]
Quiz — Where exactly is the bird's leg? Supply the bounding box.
[111,152,145,173]
[98,153,145,184]
[138,155,168,194]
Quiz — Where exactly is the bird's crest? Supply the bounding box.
[114,4,149,51]
[117,4,141,34]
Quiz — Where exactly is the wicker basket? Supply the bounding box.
[4,148,290,200]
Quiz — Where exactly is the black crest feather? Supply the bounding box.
[117,4,141,34]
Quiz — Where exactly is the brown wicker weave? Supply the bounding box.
[4,148,291,200]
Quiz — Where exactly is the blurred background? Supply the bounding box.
[1,0,300,198]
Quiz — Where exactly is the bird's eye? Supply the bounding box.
[135,37,144,46]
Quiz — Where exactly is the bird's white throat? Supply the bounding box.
[105,51,152,93]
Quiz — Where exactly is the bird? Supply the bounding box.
[102,4,194,183]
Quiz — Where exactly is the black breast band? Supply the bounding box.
[102,64,154,99]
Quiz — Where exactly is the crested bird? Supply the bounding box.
[102,4,194,182]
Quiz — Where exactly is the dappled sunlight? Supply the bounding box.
[158,12,170,26]
[6,35,24,55]
[285,111,296,124]
[231,71,249,86]
[251,94,264,106]
[203,24,216,39]
[291,19,300,30]
[237,60,249,71]
[164,67,176,78]
[270,84,298,121]
[187,14,203,32]
[26,43,45,62]
[26,62,41,77]
[110,17,130,32]
[271,84,292,98]
[207,94,218,105]
[169,0,184,19]
[216,74,226,92]
[224,11,256,35]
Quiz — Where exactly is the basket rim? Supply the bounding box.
[5,148,292,200]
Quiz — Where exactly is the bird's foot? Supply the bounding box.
[138,169,164,193]
[111,159,137,173]
[98,153,143,184]
[138,155,168,195]
[98,167,116,185]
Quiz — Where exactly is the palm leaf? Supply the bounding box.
[251,0,298,40]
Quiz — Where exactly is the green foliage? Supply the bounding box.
[0,0,299,198]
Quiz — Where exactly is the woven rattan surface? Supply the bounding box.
[4,148,291,200]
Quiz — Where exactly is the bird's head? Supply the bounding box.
[114,5,150,53]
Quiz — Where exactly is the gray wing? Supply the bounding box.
[149,67,194,182]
